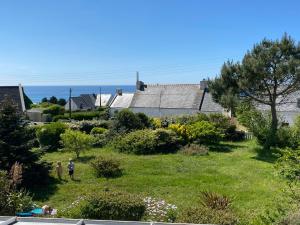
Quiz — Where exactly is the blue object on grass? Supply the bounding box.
[31,208,43,215]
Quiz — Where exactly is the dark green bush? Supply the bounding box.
[80,191,145,220]
[154,128,180,152]
[43,105,65,116]
[180,144,209,156]
[36,122,67,151]
[113,109,144,132]
[90,156,122,178]
[113,129,180,154]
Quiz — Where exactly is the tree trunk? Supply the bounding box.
[264,103,278,150]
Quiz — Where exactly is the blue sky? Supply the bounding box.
[0,0,299,85]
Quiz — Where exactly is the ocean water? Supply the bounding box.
[24,85,136,103]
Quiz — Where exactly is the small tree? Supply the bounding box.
[41,97,48,103]
[61,130,94,158]
[57,98,67,106]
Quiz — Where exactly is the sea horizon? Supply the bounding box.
[24,85,136,103]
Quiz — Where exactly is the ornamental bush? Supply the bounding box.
[36,122,67,151]
[90,156,122,178]
[112,130,157,154]
[80,191,145,221]
[90,127,107,135]
[188,121,223,144]
[112,129,180,154]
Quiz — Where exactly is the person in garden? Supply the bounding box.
[67,159,75,180]
[56,161,63,180]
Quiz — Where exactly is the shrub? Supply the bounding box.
[113,129,180,154]
[113,109,144,132]
[68,120,111,133]
[276,126,299,149]
[178,206,238,225]
[90,127,107,135]
[136,112,152,128]
[152,118,162,128]
[60,130,94,158]
[154,128,180,153]
[43,104,64,116]
[80,191,145,220]
[168,123,190,143]
[0,171,35,215]
[188,121,223,144]
[112,130,157,154]
[36,122,67,151]
[53,111,108,121]
[90,156,122,178]
[180,144,209,156]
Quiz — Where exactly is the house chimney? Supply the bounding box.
[116,89,123,96]
[200,79,208,90]
[136,71,146,91]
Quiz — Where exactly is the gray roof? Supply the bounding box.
[256,90,300,112]
[0,217,208,225]
[201,92,224,112]
[0,85,25,112]
[69,94,96,109]
[80,94,96,108]
[110,93,134,108]
[130,84,204,109]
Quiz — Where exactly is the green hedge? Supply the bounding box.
[80,191,145,220]
[53,111,108,121]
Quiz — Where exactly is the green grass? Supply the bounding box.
[34,140,292,222]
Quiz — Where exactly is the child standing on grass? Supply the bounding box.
[67,159,75,180]
[56,161,63,180]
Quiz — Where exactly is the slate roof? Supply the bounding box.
[201,92,224,112]
[0,85,25,112]
[95,94,113,107]
[110,93,134,108]
[255,90,300,112]
[130,84,204,109]
[69,94,96,109]
[80,94,96,108]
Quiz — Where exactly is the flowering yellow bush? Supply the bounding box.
[168,123,191,141]
[152,118,162,128]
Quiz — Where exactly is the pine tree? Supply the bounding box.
[0,98,51,188]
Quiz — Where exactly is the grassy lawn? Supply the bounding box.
[34,140,292,221]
